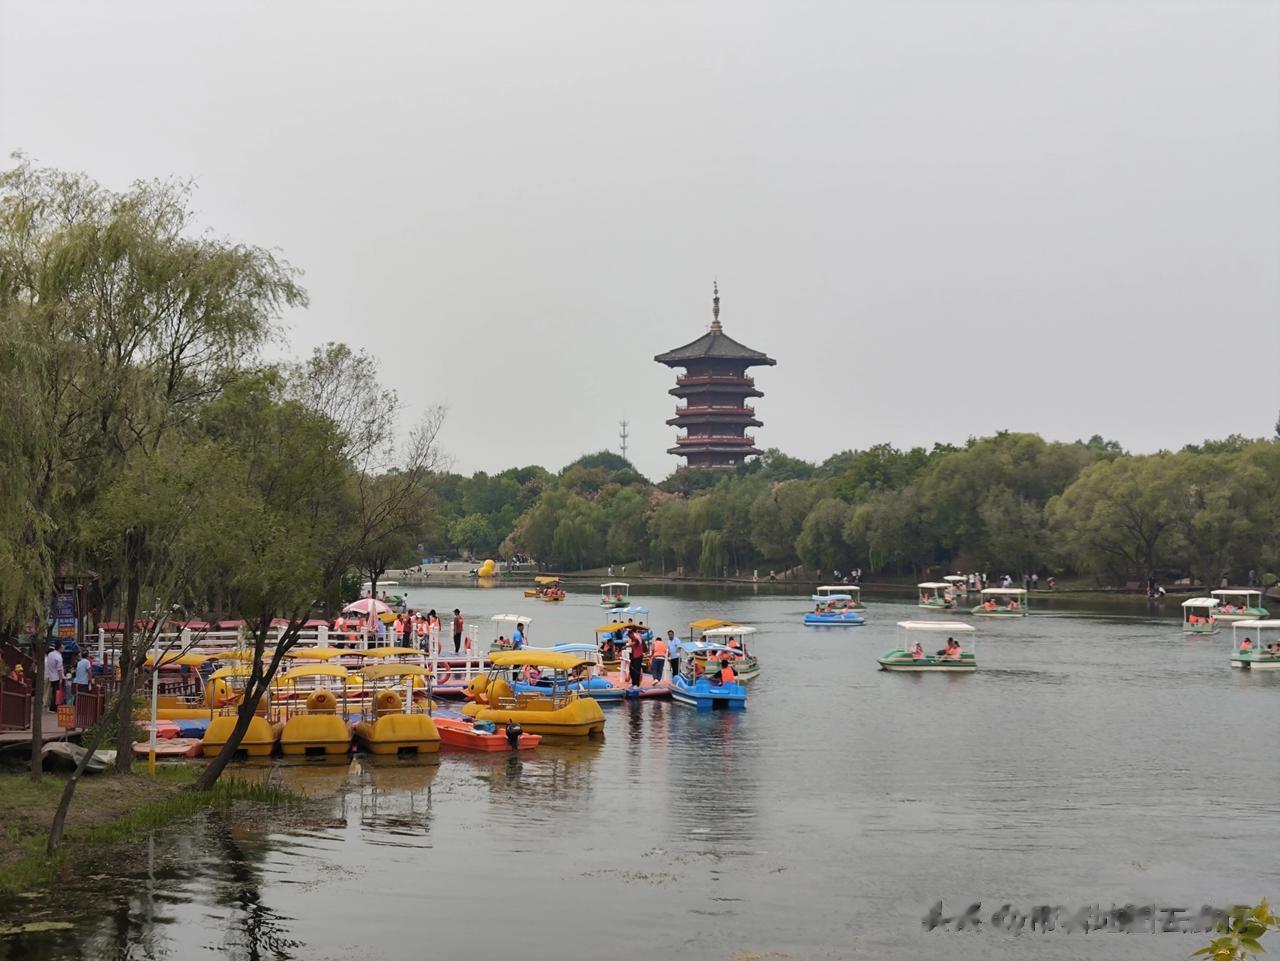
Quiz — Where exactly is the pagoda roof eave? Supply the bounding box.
[654,330,776,367]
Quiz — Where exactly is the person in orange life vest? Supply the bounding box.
[1240,636,1253,652]
[910,642,924,660]
[650,634,668,682]
[716,659,735,685]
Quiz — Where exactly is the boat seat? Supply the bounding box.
[374,690,403,716]
[489,677,514,707]
[305,689,338,714]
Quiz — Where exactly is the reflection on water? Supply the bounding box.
[5,588,1280,961]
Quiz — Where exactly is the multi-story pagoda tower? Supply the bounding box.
[654,283,776,469]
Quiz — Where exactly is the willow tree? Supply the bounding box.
[192,359,444,792]
[0,157,304,776]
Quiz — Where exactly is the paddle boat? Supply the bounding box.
[1182,597,1220,635]
[819,583,870,611]
[943,575,970,597]
[607,606,652,637]
[524,576,565,601]
[600,581,630,608]
[277,664,354,758]
[918,582,958,610]
[143,652,223,721]
[514,643,627,702]
[462,650,606,736]
[670,643,747,710]
[878,621,977,672]
[1230,620,1280,671]
[971,587,1028,617]
[1210,589,1270,622]
[132,737,202,759]
[433,710,542,751]
[488,613,533,652]
[804,595,866,626]
[695,626,760,681]
[595,619,652,670]
[201,665,284,758]
[353,664,441,756]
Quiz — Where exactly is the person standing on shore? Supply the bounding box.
[45,642,64,710]
[452,609,464,654]
[650,633,667,682]
[627,630,645,689]
[512,622,526,650]
[73,651,92,699]
[666,629,680,678]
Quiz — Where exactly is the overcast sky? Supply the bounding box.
[2,1,1277,479]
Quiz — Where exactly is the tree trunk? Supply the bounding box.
[191,692,261,792]
[47,721,110,854]
[29,625,44,781]
[113,548,142,774]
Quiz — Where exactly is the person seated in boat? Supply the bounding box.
[921,592,932,603]
[601,637,617,660]
[1239,637,1253,652]
[1006,599,1019,610]
[910,642,925,660]
[712,659,735,685]
[935,638,961,659]
[727,636,741,651]
[983,600,996,611]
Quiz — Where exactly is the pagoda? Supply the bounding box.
[654,284,776,469]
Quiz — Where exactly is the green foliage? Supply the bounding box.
[1193,900,1278,961]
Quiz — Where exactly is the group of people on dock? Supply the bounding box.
[333,609,468,654]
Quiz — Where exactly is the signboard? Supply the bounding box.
[52,591,77,639]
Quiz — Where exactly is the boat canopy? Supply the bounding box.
[542,643,600,655]
[689,618,734,631]
[144,652,210,668]
[217,648,273,662]
[918,582,953,590]
[490,614,532,626]
[490,650,591,671]
[980,588,1027,596]
[816,585,859,595]
[812,593,852,602]
[287,647,345,660]
[609,605,649,617]
[700,625,758,638]
[209,664,256,680]
[683,641,741,656]
[897,620,977,633]
[594,622,643,635]
[1211,589,1262,599]
[360,663,433,680]
[534,576,561,585]
[360,646,421,658]
[281,664,350,681]
[600,582,629,589]
[1230,619,1280,629]
[1181,597,1220,608]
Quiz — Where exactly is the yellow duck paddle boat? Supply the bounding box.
[462,651,605,737]
[353,664,441,756]
[278,664,354,758]
[201,665,284,758]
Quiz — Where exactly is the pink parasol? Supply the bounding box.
[343,597,391,615]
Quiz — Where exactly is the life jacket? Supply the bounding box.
[652,639,667,658]
[719,666,734,683]
[911,646,924,659]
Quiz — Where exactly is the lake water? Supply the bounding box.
[5,585,1278,961]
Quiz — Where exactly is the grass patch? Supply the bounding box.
[0,766,294,897]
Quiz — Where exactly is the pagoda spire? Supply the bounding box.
[710,280,721,332]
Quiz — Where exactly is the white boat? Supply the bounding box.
[1181,597,1219,635]
[942,575,970,596]
[599,581,630,608]
[971,587,1028,617]
[1210,589,1270,622]
[879,621,977,672]
[1230,619,1280,670]
[917,582,957,610]
[814,585,865,611]
[488,613,533,652]
[696,625,760,681]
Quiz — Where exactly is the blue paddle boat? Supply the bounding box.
[803,595,866,626]
[513,643,627,702]
[670,643,747,710]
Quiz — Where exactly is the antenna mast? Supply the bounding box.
[619,419,630,462]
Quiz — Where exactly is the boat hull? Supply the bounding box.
[280,714,352,757]
[515,677,627,702]
[202,715,283,758]
[669,675,746,710]
[132,737,203,758]
[1215,609,1269,622]
[970,607,1027,617]
[435,715,541,751]
[1231,654,1280,670]
[803,613,865,626]
[461,697,606,737]
[353,713,441,755]
[878,649,976,672]
[1183,626,1218,635]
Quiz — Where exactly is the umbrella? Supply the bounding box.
[344,597,391,615]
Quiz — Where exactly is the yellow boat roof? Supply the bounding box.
[208,664,256,680]
[689,618,733,631]
[144,652,210,668]
[361,663,433,680]
[594,622,641,634]
[534,576,561,585]
[281,664,350,681]
[286,647,345,660]
[489,650,590,670]
[217,648,274,662]
[360,647,421,658]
